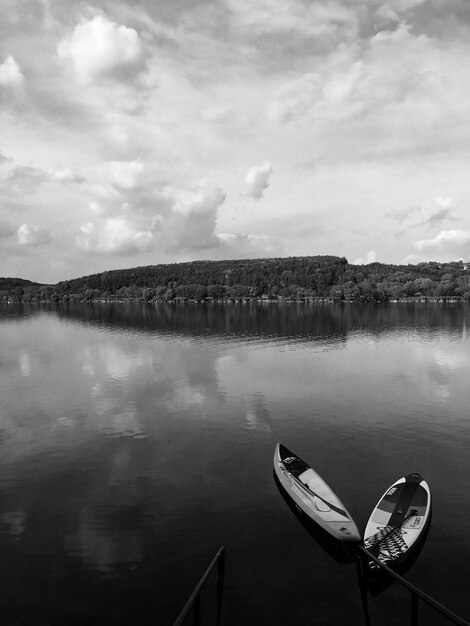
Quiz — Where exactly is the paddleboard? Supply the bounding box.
[363,473,431,570]
[274,443,361,542]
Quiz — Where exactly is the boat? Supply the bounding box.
[363,473,431,571]
[273,443,361,542]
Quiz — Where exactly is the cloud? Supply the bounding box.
[1,165,50,193]
[76,178,227,256]
[57,14,146,85]
[420,198,458,225]
[403,253,424,264]
[4,0,470,281]
[414,229,470,260]
[227,0,356,39]
[17,223,51,246]
[217,232,276,257]
[270,24,432,126]
[76,219,153,254]
[266,22,470,162]
[243,162,273,200]
[0,166,51,209]
[353,250,377,265]
[52,169,85,184]
[415,229,470,250]
[107,159,145,190]
[168,185,226,251]
[389,197,458,228]
[0,55,24,87]
[375,0,427,28]
[0,221,16,239]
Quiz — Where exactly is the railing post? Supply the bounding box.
[172,547,226,626]
[193,594,201,626]
[357,546,470,626]
[356,553,371,626]
[411,593,419,626]
[216,548,225,626]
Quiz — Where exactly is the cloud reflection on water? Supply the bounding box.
[1,302,470,623]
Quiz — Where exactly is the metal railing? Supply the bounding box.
[173,546,225,626]
[357,546,470,626]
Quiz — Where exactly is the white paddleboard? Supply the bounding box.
[363,473,431,569]
[274,443,360,542]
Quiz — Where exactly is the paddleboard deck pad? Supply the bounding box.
[274,443,361,542]
[363,473,431,570]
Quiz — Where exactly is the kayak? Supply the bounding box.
[274,443,361,542]
[363,473,431,570]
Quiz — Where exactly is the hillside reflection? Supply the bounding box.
[3,302,469,344]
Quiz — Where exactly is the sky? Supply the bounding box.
[1,0,470,283]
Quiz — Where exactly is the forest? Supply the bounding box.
[1,256,470,303]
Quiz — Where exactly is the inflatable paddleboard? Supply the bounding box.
[363,473,431,570]
[274,443,361,542]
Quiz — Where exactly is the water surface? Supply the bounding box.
[1,302,469,625]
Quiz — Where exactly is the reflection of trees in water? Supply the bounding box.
[49,301,470,342]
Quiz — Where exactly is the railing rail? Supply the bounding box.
[173,546,225,626]
[357,546,470,626]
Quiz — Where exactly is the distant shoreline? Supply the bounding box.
[2,296,467,305]
[2,255,470,303]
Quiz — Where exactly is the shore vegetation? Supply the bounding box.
[2,256,470,303]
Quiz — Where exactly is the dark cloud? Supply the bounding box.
[411,0,470,38]
[0,221,16,239]
[1,165,50,194]
[388,198,458,228]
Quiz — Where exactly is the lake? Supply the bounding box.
[1,301,469,625]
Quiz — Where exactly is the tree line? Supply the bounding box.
[2,256,470,303]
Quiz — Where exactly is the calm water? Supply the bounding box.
[1,302,469,625]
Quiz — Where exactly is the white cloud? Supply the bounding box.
[17,223,51,246]
[108,159,144,190]
[243,163,273,200]
[0,55,24,86]
[76,218,153,254]
[217,232,275,256]
[166,184,226,251]
[389,197,458,228]
[353,250,377,265]
[52,168,85,184]
[420,198,458,226]
[173,184,226,216]
[414,230,470,261]
[403,253,424,264]
[415,230,470,250]
[76,180,226,256]
[57,14,145,85]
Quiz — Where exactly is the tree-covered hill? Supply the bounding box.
[0,277,45,300]
[1,256,470,302]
